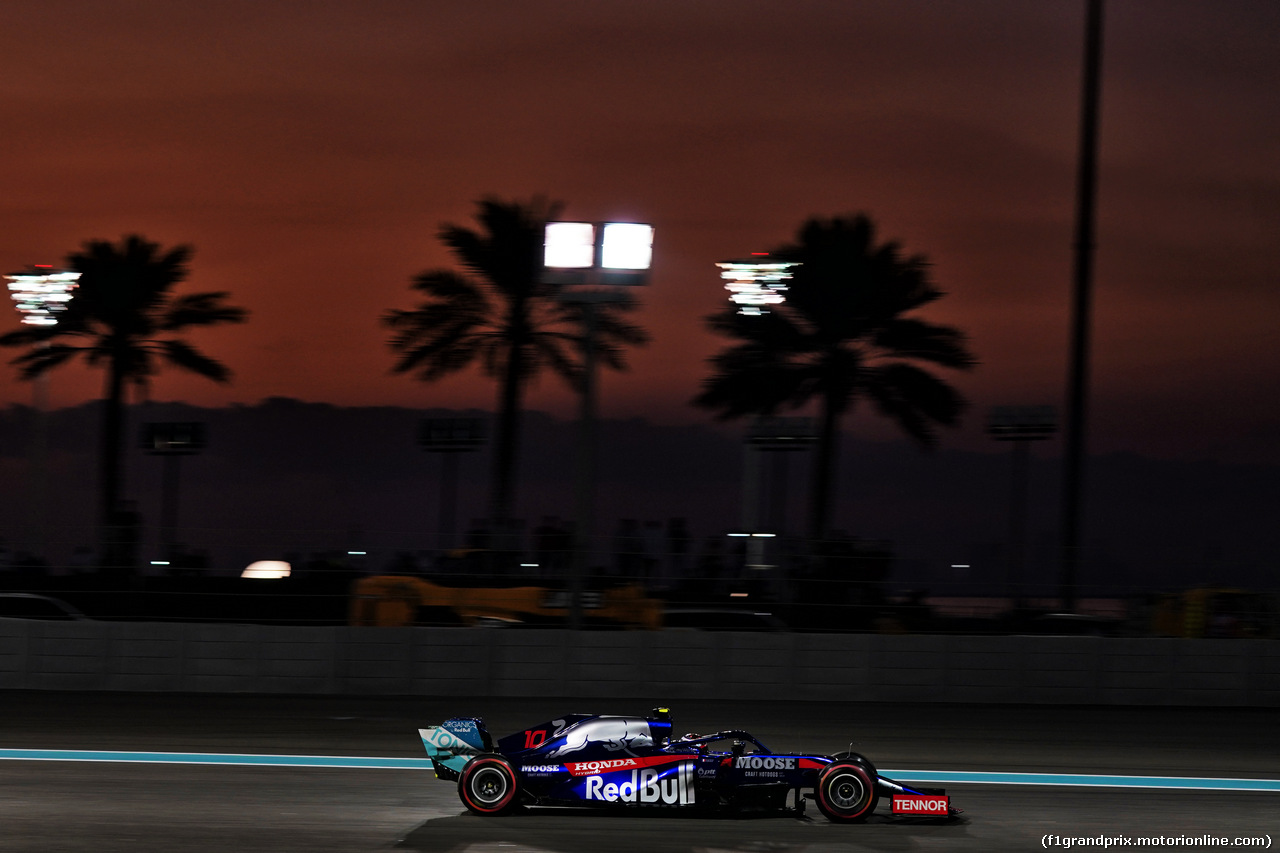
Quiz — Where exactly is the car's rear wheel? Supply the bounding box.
[458,754,518,815]
[814,760,878,822]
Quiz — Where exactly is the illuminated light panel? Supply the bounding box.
[5,268,80,326]
[716,258,797,315]
[601,223,654,270]
[544,222,596,269]
[241,560,291,579]
[543,220,654,286]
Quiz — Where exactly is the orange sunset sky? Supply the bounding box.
[3,1,1277,464]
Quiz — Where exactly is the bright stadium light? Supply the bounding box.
[5,266,80,326]
[601,223,654,270]
[543,221,653,286]
[716,255,797,315]
[543,222,596,269]
[5,265,81,560]
[541,215,654,629]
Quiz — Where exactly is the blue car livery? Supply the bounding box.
[418,707,958,822]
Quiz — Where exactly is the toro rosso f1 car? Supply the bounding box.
[419,708,958,822]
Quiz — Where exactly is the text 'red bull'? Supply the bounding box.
[583,762,695,805]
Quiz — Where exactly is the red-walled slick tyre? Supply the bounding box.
[814,760,878,823]
[458,754,518,815]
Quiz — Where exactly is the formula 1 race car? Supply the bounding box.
[419,708,958,822]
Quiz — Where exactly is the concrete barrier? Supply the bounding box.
[0,619,1276,705]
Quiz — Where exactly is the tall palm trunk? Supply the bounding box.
[100,357,127,570]
[490,359,522,529]
[490,304,529,530]
[808,392,843,543]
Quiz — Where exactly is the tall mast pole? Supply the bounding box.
[1061,0,1105,611]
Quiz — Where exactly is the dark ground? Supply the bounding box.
[1,693,1277,852]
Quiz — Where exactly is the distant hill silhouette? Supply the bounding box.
[0,397,1275,594]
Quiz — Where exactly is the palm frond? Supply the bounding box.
[871,318,977,370]
[8,344,82,379]
[413,336,486,380]
[532,332,580,385]
[694,342,817,419]
[1,236,241,393]
[162,292,249,330]
[440,197,558,299]
[408,269,488,305]
[158,338,232,383]
[592,306,650,349]
[863,362,969,447]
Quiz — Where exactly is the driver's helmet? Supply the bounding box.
[648,707,673,747]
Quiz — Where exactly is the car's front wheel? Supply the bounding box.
[458,754,518,815]
[814,760,878,822]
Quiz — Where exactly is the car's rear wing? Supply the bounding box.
[419,717,493,780]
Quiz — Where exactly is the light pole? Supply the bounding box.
[727,416,817,599]
[716,256,802,575]
[141,421,206,565]
[747,416,817,537]
[418,417,485,553]
[543,220,654,628]
[988,406,1057,608]
[4,265,80,560]
[1062,0,1106,613]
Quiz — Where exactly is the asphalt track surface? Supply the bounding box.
[2,693,1277,852]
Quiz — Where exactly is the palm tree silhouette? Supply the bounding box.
[384,196,647,532]
[694,213,975,541]
[0,234,248,570]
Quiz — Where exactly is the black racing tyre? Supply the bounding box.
[458,754,518,815]
[814,760,878,823]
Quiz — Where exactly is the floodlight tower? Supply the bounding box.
[987,406,1057,608]
[716,256,801,575]
[418,417,485,552]
[5,265,80,409]
[543,220,654,628]
[141,421,207,565]
[4,265,80,561]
